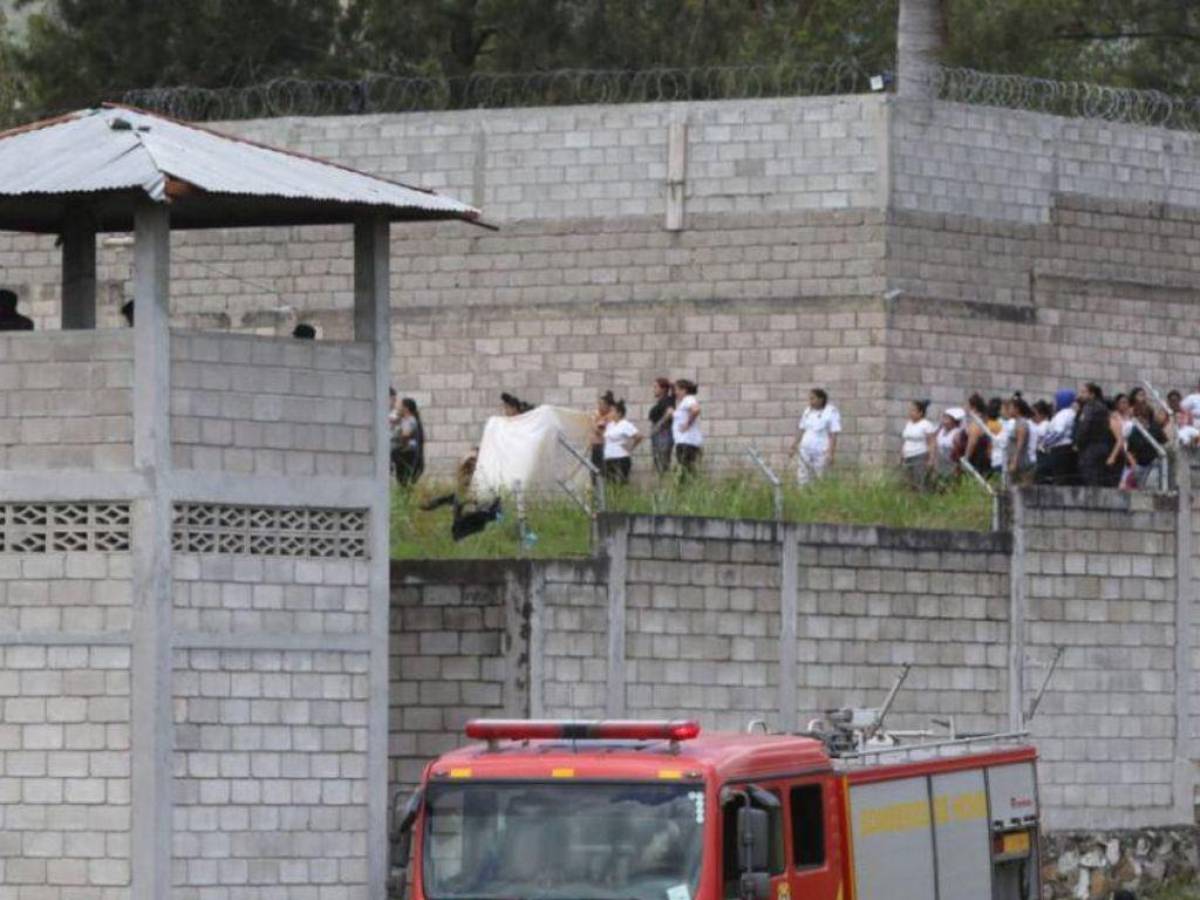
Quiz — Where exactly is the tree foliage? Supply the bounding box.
[9,0,1200,118]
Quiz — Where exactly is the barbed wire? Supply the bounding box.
[122,62,876,121]
[936,67,1200,132]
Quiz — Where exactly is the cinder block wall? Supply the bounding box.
[5,97,1199,472]
[391,490,1189,831]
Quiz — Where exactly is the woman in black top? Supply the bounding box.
[1075,383,1122,487]
[647,377,675,475]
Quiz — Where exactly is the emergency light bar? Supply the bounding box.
[465,719,701,743]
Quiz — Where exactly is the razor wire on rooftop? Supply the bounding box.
[121,62,876,121]
[935,67,1200,132]
[118,64,1200,134]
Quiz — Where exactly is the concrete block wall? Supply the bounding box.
[171,647,370,895]
[388,561,518,790]
[1021,489,1181,828]
[170,332,375,478]
[0,331,133,472]
[391,489,1198,832]
[6,96,1199,470]
[624,517,783,729]
[0,551,134,898]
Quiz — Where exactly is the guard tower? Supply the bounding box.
[0,107,478,899]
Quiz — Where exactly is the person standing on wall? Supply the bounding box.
[1075,382,1122,487]
[671,380,703,476]
[790,388,841,484]
[647,377,675,475]
[933,407,965,483]
[1004,394,1036,486]
[603,400,642,484]
[900,399,937,491]
[962,393,993,478]
[391,398,425,487]
[1035,389,1078,485]
[590,391,615,474]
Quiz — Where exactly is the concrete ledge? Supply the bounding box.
[617,513,1010,553]
[1023,485,1178,514]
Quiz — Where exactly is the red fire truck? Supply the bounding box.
[391,712,1041,900]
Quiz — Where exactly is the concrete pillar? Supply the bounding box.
[130,202,172,900]
[605,519,629,717]
[355,215,393,899]
[61,220,96,329]
[778,525,799,732]
[1008,488,1028,732]
[897,0,944,100]
[1173,457,1195,821]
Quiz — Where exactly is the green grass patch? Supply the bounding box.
[391,468,993,560]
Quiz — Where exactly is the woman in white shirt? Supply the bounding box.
[1003,395,1036,486]
[900,400,937,491]
[603,400,642,484]
[933,408,965,480]
[671,380,703,475]
[789,388,842,484]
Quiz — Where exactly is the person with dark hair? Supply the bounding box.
[1075,382,1122,487]
[391,398,425,486]
[590,391,616,473]
[790,388,841,484]
[420,448,503,542]
[1112,890,1136,900]
[985,396,1009,476]
[671,380,703,475]
[120,299,134,327]
[1036,389,1078,485]
[1004,394,1036,486]
[648,377,675,475]
[900,399,936,490]
[292,322,317,340]
[962,393,993,477]
[500,392,534,416]
[1169,388,1200,447]
[603,400,642,484]
[1128,392,1168,488]
[933,407,965,481]
[0,288,33,331]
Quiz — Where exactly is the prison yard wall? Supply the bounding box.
[390,481,1197,837]
[5,95,1200,473]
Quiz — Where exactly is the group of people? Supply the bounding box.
[587,378,703,484]
[901,381,1200,491]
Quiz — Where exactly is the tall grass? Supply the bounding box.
[391,467,992,559]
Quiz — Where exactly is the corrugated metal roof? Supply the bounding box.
[0,105,480,231]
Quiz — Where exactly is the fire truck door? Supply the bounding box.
[785,780,840,900]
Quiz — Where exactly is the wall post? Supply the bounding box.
[779,524,799,732]
[129,202,172,900]
[1008,488,1028,732]
[355,214,393,898]
[605,519,629,717]
[1174,457,1195,821]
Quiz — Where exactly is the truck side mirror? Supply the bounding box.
[737,806,770,876]
[390,787,423,872]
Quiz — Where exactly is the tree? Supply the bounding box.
[944,0,1200,94]
[18,0,349,113]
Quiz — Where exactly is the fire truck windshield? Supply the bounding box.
[423,781,705,900]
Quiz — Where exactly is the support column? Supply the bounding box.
[130,202,172,900]
[355,215,392,899]
[1173,457,1195,821]
[779,525,799,732]
[61,220,96,329]
[529,564,546,719]
[605,519,629,717]
[1008,489,1028,732]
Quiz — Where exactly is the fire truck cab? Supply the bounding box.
[392,718,1040,900]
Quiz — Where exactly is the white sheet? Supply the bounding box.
[471,406,594,497]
